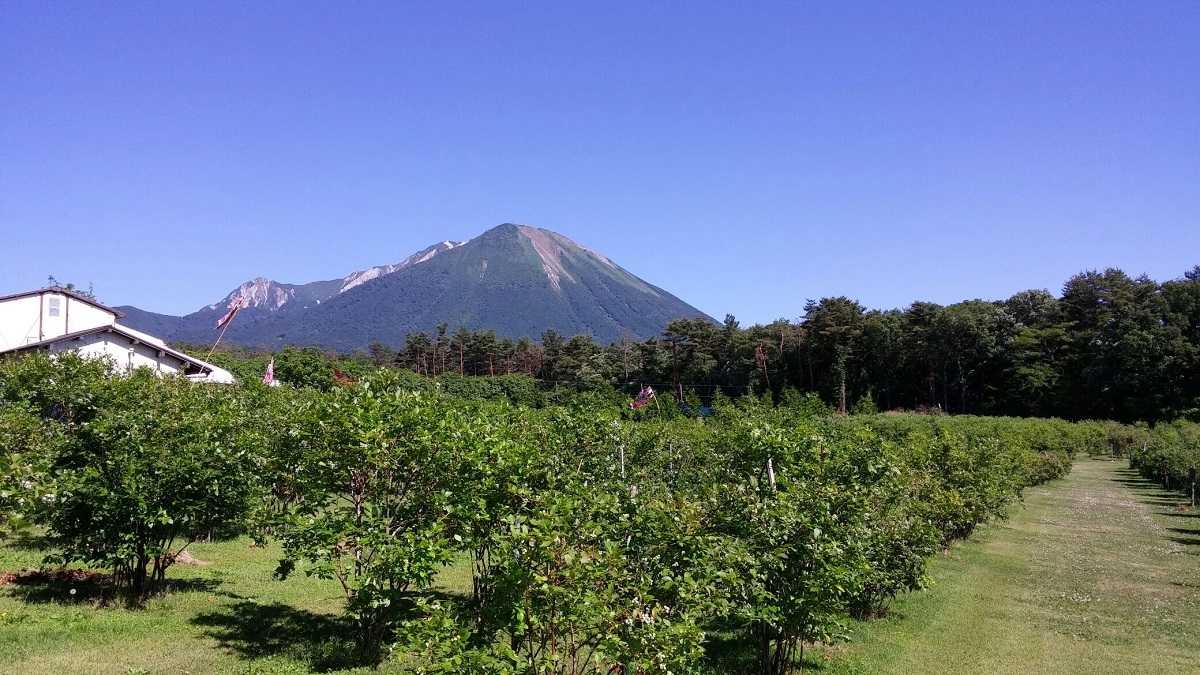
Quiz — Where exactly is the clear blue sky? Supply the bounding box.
[3,1,1198,324]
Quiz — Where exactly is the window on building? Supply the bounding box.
[48,297,60,317]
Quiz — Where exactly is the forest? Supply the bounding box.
[203,266,1200,424]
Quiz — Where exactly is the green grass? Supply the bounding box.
[0,535,476,674]
[2,459,1198,673]
[819,458,1200,674]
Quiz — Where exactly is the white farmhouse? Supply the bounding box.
[0,287,234,383]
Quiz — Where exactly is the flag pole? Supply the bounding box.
[206,319,233,362]
[206,297,244,362]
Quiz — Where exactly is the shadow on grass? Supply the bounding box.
[1109,469,1200,552]
[193,601,360,672]
[1113,480,1159,489]
[1139,499,1192,508]
[1118,489,1191,508]
[1114,469,1198,502]
[702,630,757,674]
[5,532,55,551]
[1156,511,1200,518]
[1112,473,1185,491]
[1,568,221,607]
[1166,536,1200,547]
[701,622,831,674]
[192,590,461,672]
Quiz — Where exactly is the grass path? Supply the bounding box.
[824,458,1200,674]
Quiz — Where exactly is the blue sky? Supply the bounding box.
[3,2,1197,324]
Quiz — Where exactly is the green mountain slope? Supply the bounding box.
[120,224,712,350]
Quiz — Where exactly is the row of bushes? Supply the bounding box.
[0,353,1103,673]
[1071,417,1200,501]
[1123,420,1200,499]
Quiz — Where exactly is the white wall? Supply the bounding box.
[0,292,115,352]
[63,295,116,334]
[48,333,187,376]
[0,296,43,352]
[43,331,236,384]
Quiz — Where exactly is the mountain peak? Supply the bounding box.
[122,223,713,349]
[476,222,524,239]
[218,277,295,311]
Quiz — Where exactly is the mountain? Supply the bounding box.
[118,224,713,350]
[338,241,464,294]
[116,240,464,344]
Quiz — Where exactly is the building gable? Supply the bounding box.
[0,287,119,352]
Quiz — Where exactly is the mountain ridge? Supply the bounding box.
[117,224,713,350]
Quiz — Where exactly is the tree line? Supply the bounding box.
[346,266,1196,424]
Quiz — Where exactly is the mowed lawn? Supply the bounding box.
[823,458,1200,674]
[0,536,474,674]
[1,458,1198,674]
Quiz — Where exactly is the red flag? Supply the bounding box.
[216,296,246,329]
[262,358,275,385]
[630,385,656,410]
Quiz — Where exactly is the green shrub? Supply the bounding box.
[1129,420,1200,496]
[272,375,472,663]
[0,402,64,537]
[44,372,259,601]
